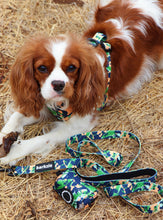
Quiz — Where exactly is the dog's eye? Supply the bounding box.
[66,65,77,73]
[37,65,48,73]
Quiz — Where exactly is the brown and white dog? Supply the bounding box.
[0,0,163,165]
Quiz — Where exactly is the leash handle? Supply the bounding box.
[75,167,163,214]
[75,168,157,187]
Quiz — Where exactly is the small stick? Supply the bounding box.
[0,132,19,157]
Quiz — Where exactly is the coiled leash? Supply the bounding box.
[0,130,163,213]
[61,130,163,213]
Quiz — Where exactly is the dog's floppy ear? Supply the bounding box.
[10,38,45,118]
[71,43,106,116]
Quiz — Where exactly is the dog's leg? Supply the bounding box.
[0,112,40,144]
[0,114,97,165]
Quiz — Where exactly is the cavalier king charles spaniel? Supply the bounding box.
[0,0,163,165]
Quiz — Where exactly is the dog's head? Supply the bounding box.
[10,35,106,117]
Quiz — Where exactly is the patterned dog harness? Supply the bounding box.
[47,32,111,120]
[1,130,163,214]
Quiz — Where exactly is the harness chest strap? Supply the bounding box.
[47,32,111,121]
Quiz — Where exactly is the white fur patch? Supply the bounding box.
[134,20,149,36]
[50,39,69,82]
[96,53,106,77]
[106,17,135,52]
[41,39,69,100]
[130,0,163,29]
[99,0,113,7]
[0,112,39,142]
[46,97,69,111]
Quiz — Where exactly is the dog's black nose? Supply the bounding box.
[51,80,65,92]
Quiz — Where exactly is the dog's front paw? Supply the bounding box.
[0,139,23,166]
[0,156,18,166]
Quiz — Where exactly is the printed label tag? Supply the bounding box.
[35,161,54,172]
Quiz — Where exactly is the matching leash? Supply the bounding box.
[66,130,163,213]
[0,130,163,214]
